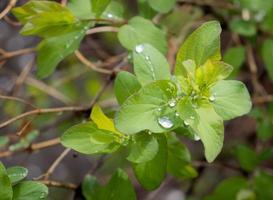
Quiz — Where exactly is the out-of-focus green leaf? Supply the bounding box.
[92,0,111,17]
[6,166,28,185]
[68,0,94,20]
[133,135,167,190]
[229,19,256,37]
[114,71,141,105]
[254,171,273,200]
[137,0,156,19]
[101,1,124,21]
[0,136,9,148]
[82,175,100,200]
[223,47,245,77]
[0,162,13,200]
[262,39,273,81]
[13,181,48,200]
[147,0,176,13]
[133,43,171,85]
[118,16,167,54]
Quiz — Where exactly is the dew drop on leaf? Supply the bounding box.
[190,116,195,120]
[135,44,144,53]
[194,134,201,141]
[107,13,113,18]
[168,99,176,108]
[184,120,190,126]
[175,112,179,117]
[158,117,174,129]
[209,93,216,102]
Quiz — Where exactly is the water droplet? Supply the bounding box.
[74,35,79,39]
[209,93,216,102]
[148,131,152,135]
[194,134,200,141]
[168,99,176,108]
[175,112,179,117]
[158,117,174,129]
[190,116,195,120]
[135,45,144,53]
[157,107,162,112]
[184,120,190,126]
[145,56,150,61]
[107,13,113,18]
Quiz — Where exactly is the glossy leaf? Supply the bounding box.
[175,21,221,76]
[114,71,141,105]
[115,80,181,134]
[133,135,167,190]
[6,166,28,185]
[210,80,252,120]
[13,181,48,200]
[127,132,159,163]
[133,43,171,85]
[0,162,13,200]
[118,16,167,54]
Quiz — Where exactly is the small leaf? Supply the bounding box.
[254,171,273,200]
[114,71,141,105]
[133,134,167,190]
[115,80,181,134]
[229,19,257,37]
[0,136,9,148]
[37,22,91,78]
[223,47,245,78]
[210,80,252,120]
[147,0,176,13]
[127,132,159,163]
[68,0,94,20]
[6,166,28,185]
[0,162,13,200]
[262,39,273,82]
[61,122,119,154]
[92,0,111,17]
[133,43,171,85]
[101,1,124,21]
[13,181,48,200]
[82,175,100,200]
[175,21,221,76]
[118,16,167,54]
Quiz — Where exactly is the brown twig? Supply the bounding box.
[0,94,36,108]
[86,26,119,35]
[0,0,17,20]
[39,180,77,190]
[178,0,237,9]
[0,48,35,62]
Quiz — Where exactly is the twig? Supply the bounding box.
[86,26,119,35]
[0,0,17,20]
[252,95,273,105]
[0,94,36,108]
[39,180,77,190]
[0,48,35,62]
[178,0,237,9]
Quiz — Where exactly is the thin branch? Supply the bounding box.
[86,26,119,35]
[178,0,237,9]
[39,180,77,190]
[252,95,273,105]
[0,94,36,108]
[0,0,17,20]
[0,48,35,62]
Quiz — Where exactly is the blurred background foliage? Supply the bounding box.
[1,0,273,199]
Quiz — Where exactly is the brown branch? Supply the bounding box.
[0,0,17,20]
[252,95,273,105]
[86,26,119,35]
[39,180,77,190]
[0,48,35,62]
[0,94,36,108]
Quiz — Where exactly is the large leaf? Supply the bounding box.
[0,162,13,200]
[262,39,273,81]
[61,122,119,154]
[114,71,141,105]
[12,1,76,37]
[175,21,221,76]
[118,16,167,54]
[68,0,94,20]
[6,166,28,185]
[133,135,167,190]
[13,181,48,200]
[37,22,91,78]
[210,80,252,120]
[115,80,182,134]
[204,177,248,200]
[127,132,159,163]
[133,43,171,85]
[147,0,176,13]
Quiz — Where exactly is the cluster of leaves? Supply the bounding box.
[0,162,48,200]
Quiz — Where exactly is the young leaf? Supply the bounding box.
[118,16,167,54]
[114,71,141,105]
[37,22,91,78]
[92,0,111,17]
[82,175,100,200]
[127,132,159,163]
[133,134,167,190]
[0,162,13,200]
[147,0,177,13]
[6,166,28,185]
[100,169,137,200]
[175,21,222,76]
[101,1,124,21]
[262,39,273,81]
[61,122,120,154]
[133,43,171,85]
[13,181,48,200]
[229,18,257,37]
[204,177,248,200]
[210,80,252,120]
[12,1,77,37]
[115,80,181,134]
[68,0,94,20]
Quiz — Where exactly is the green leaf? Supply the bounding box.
[127,132,159,163]
[133,43,171,85]
[6,166,28,185]
[92,0,111,17]
[101,1,124,21]
[12,1,77,37]
[204,177,248,200]
[223,47,245,78]
[0,162,13,200]
[100,169,137,200]
[262,39,273,81]
[193,103,224,163]
[167,135,197,178]
[37,22,91,78]
[61,122,120,154]
[82,175,100,200]
[0,136,9,148]
[13,181,48,200]
[68,0,94,20]
[137,0,156,19]
[133,134,167,190]
[236,189,256,200]
[229,19,257,37]
[210,80,252,120]
[175,21,221,76]
[254,171,273,200]
[115,80,181,134]
[118,16,167,54]
[114,71,141,105]
[234,144,259,172]
[147,0,176,13]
